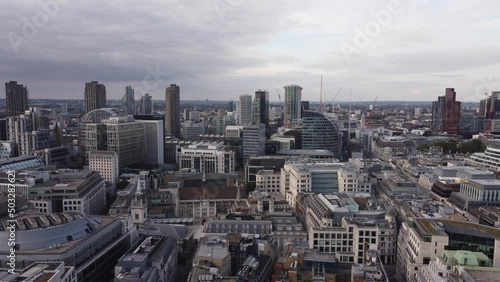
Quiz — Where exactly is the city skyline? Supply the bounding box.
[2,1,500,101]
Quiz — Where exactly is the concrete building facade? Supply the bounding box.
[165,84,181,138]
[238,94,253,125]
[86,116,146,167]
[84,81,106,114]
[5,81,29,116]
[177,144,235,174]
[89,151,119,185]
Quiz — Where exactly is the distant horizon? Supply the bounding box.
[0,98,481,105]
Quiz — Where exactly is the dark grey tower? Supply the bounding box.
[121,86,135,115]
[84,81,106,114]
[5,81,28,116]
[253,90,269,126]
[165,84,181,138]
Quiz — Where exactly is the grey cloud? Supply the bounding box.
[1,0,500,101]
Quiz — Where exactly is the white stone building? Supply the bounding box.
[177,143,235,174]
[256,169,281,193]
[338,166,372,194]
[89,151,119,185]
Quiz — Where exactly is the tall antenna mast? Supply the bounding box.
[320,75,323,112]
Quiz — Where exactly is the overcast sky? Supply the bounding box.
[2,0,500,102]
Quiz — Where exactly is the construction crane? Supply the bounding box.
[330,87,342,111]
[332,87,342,103]
[366,97,378,129]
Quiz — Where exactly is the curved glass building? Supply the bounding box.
[301,110,342,160]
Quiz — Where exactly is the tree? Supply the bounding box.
[417,144,430,152]
[245,182,256,193]
[432,140,457,154]
[457,139,486,154]
[117,179,130,190]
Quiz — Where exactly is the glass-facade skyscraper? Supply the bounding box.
[253,89,269,126]
[301,110,342,160]
[121,86,135,115]
[284,84,302,127]
[238,94,253,125]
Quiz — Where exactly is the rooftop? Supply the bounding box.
[413,218,500,239]
[89,150,118,156]
[119,236,163,264]
[271,217,301,225]
[195,244,230,260]
[207,219,272,225]
[277,149,336,157]
[303,249,336,263]
[467,179,500,189]
[344,217,380,227]
[178,186,242,201]
[460,267,500,281]
[0,213,120,255]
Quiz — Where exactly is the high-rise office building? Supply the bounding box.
[79,108,121,163]
[0,118,7,141]
[177,144,235,174]
[181,121,207,140]
[165,84,181,138]
[84,81,106,114]
[86,116,146,167]
[414,108,421,118]
[227,100,234,112]
[134,115,165,165]
[284,84,302,126]
[301,110,343,160]
[218,108,225,118]
[301,101,310,112]
[137,93,153,115]
[60,103,68,115]
[269,106,283,122]
[121,86,135,115]
[432,88,461,134]
[89,151,119,185]
[488,91,500,119]
[242,124,266,162]
[238,94,253,125]
[189,110,201,122]
[432,96,445,131]
[6,107,57,156]
[5,81,29,116]
[479,91,500,119]
[443,88,461,134]
[253,90,269,126]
